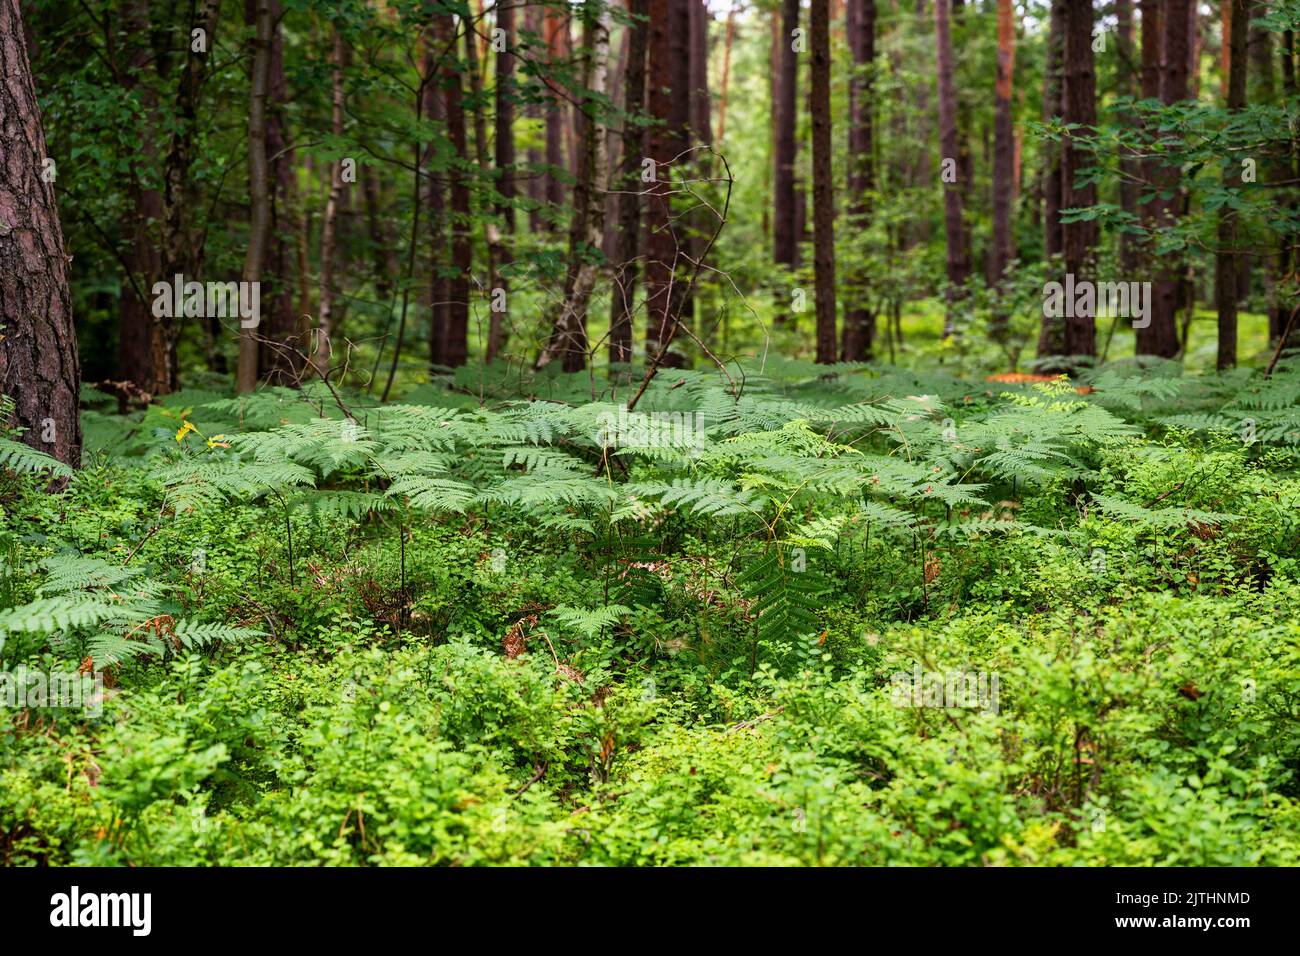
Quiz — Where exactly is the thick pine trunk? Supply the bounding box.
[0,0,82,467]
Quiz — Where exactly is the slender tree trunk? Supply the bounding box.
[261,0,303,384]
[609,0,648,367]
[810,0,836,363]
[1116,0,1140,272]
[841,0,875,360]
[237,0,273,392]
[421,42,448,369]
[1059,0,1098,359]
[643,0,690,366]
[1042,0,1064,262]
[0,0,81,467]
[441,13,471,367]
[462,18,503,363]
[156,0,220,395]
[716,8,736,142]
[524,3,544,233]
[1142,0,1190,359]
[689,0,711,147]
[1215,0,1249,369]
[313,27,345,376]
[933,0,969,336]
[117,0,164,392]
[539,2,610,372]
[990,0,1015,340]
[489,0,517,362]
[773,0,799,279]
[543,7,568,223]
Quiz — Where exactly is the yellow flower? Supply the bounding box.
[175,421,198,443]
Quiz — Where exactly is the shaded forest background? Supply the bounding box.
[4,0,1300,462]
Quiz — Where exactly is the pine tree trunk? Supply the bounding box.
[157,0,220,395]
[990,0,1015,339]
[489,0,517,362]
[260,0,303,385]
[841,0,875,360]
[441,14,471,368]
[544,7,568,222]
[117,0,165,393]
[538,2,609,372]
[313,27,345,377]
[1059,0,1098,359]
[933,0,969,336]
[1041,0,1064,261]
[609,0,648,368]
[238,0,273,392]
[0,0,81,467]
[1215,0,1249,369]
[773,0,799,279]
[1116,0,1140,272]
[1142,0,1190,359]
[810,0,836,363]
[643,0,690,366]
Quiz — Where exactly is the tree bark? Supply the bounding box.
[810,0,836,363]
[1116,0,1140,272]
[841,0,875,360]
[157,0,221,395]
[237,0,273,392]
[933,0,969,336]
[260,0,303,385]
[0,0,81,467]
[773,0,799,277]
[1041,0,1064,262]
[1059,0,1098,359]
[538,2,609,372]
[609,0,647,367]
[990,0,1015,330]
[643,0,690,365]
[490,0,516,361]
[543,7,568,223]
[1141,0,1190,359]
[313,27,345,377]
[117,0,164,392]
[439,13,471,368]
[1215,0,1249,369]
